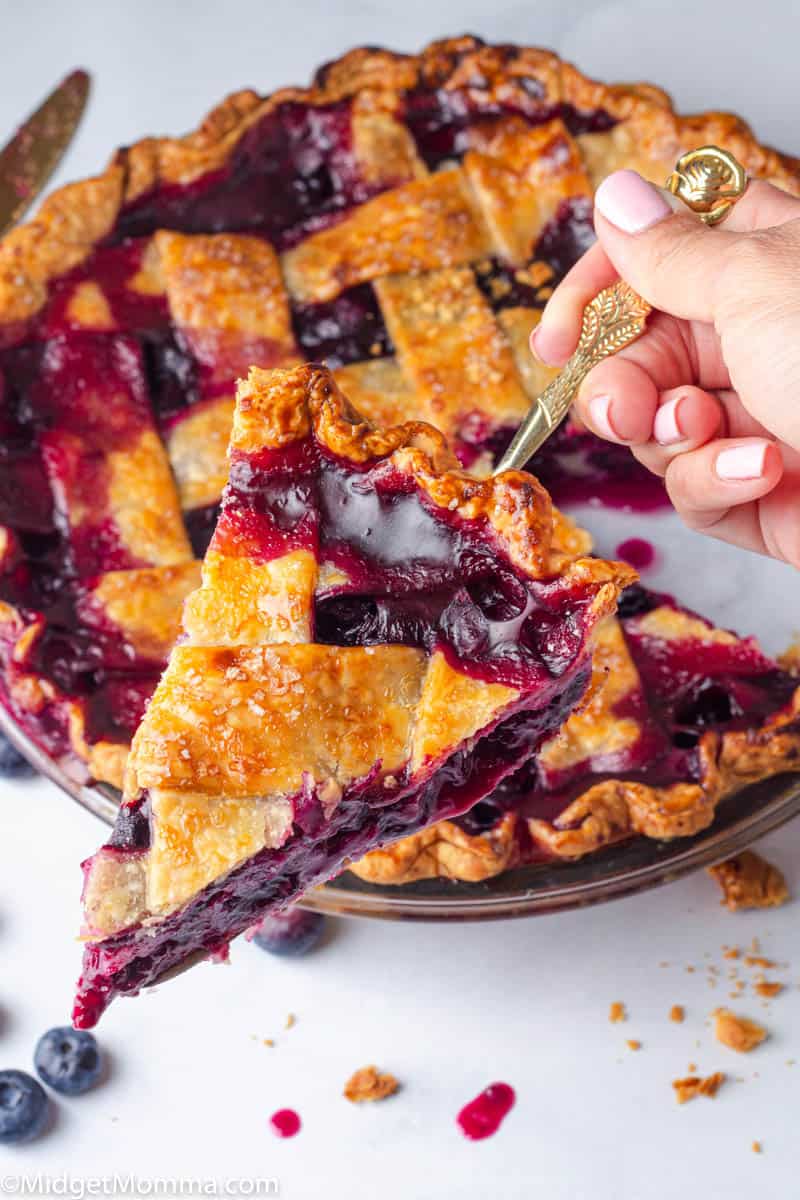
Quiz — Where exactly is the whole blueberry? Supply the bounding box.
[249,908,326,957]
[34,1027,102,1095]
[0,733,36,779]
[0,1070,49,1143]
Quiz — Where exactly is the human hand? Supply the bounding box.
[531,169,800,567]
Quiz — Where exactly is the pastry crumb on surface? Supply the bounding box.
[754,980,783,999]
[708,851,789,911]
[713,1009,768,1053]
[609,1002,626,1023]
[626,1039,641,1051]
[669,1005,685,1023]
[723,946,740,960]
[743,955,776,969]
[672,1072,725,1104]
[285,1013,296,1030]
[263,1038,275,1047]
[752,1140,762,1154]
[343,1066,399,1103]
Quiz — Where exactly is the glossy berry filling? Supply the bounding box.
[527,420,668,512]
[223,441,597,691]
[0,327,177,771]
[457,584,800,841]
[112,101,406,250]
[291,284,393,368]
[534,196,596,283]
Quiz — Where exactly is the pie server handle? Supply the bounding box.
[495,145,748,474]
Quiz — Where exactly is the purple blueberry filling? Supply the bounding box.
[291,284,393,368]
[112,101,401,249]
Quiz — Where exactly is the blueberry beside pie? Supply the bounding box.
[73,363,631,1025]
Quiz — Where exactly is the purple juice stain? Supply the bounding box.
[457,1082,516,1140]
[615,538,657,571]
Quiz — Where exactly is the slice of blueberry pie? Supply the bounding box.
[73,363,632,1026]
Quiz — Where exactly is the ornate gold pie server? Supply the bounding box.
[495,145,748,473]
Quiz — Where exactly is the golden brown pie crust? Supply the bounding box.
[2,36,798,327]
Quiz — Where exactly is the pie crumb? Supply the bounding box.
[343,1066,399,1103]
[626,1039,641,1051]
[672,1072,725,1104]
[713,1009,767,1053]
[723,946,740,960]
[609,1002,626,1023]
[754,980,783,999]
[743,955,776,969]
[285,1013,296,1030]
[708,851,789,911]
[263,1038,275,1047]
[669,1005,685,1023]
[752,1140,762,1154]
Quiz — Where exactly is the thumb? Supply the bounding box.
[593,170,800,322]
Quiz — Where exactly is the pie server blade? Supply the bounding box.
[0,69,91,238]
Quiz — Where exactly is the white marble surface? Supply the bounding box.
[2,2,800,1196]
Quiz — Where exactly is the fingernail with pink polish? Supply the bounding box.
[653,395,685,446]
[530,325,545,361]
[588,395,618,441]
[595,170,673,234]
[716,442,769,481]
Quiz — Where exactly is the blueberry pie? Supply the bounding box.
[73,363,631,1025]
[0,37,798,918]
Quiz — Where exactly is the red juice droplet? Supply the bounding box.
[457,1082,516,1140]
[270,1108,301,1138]
[615,537,656,571]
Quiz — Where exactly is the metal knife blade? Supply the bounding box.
[0,69,90,237]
